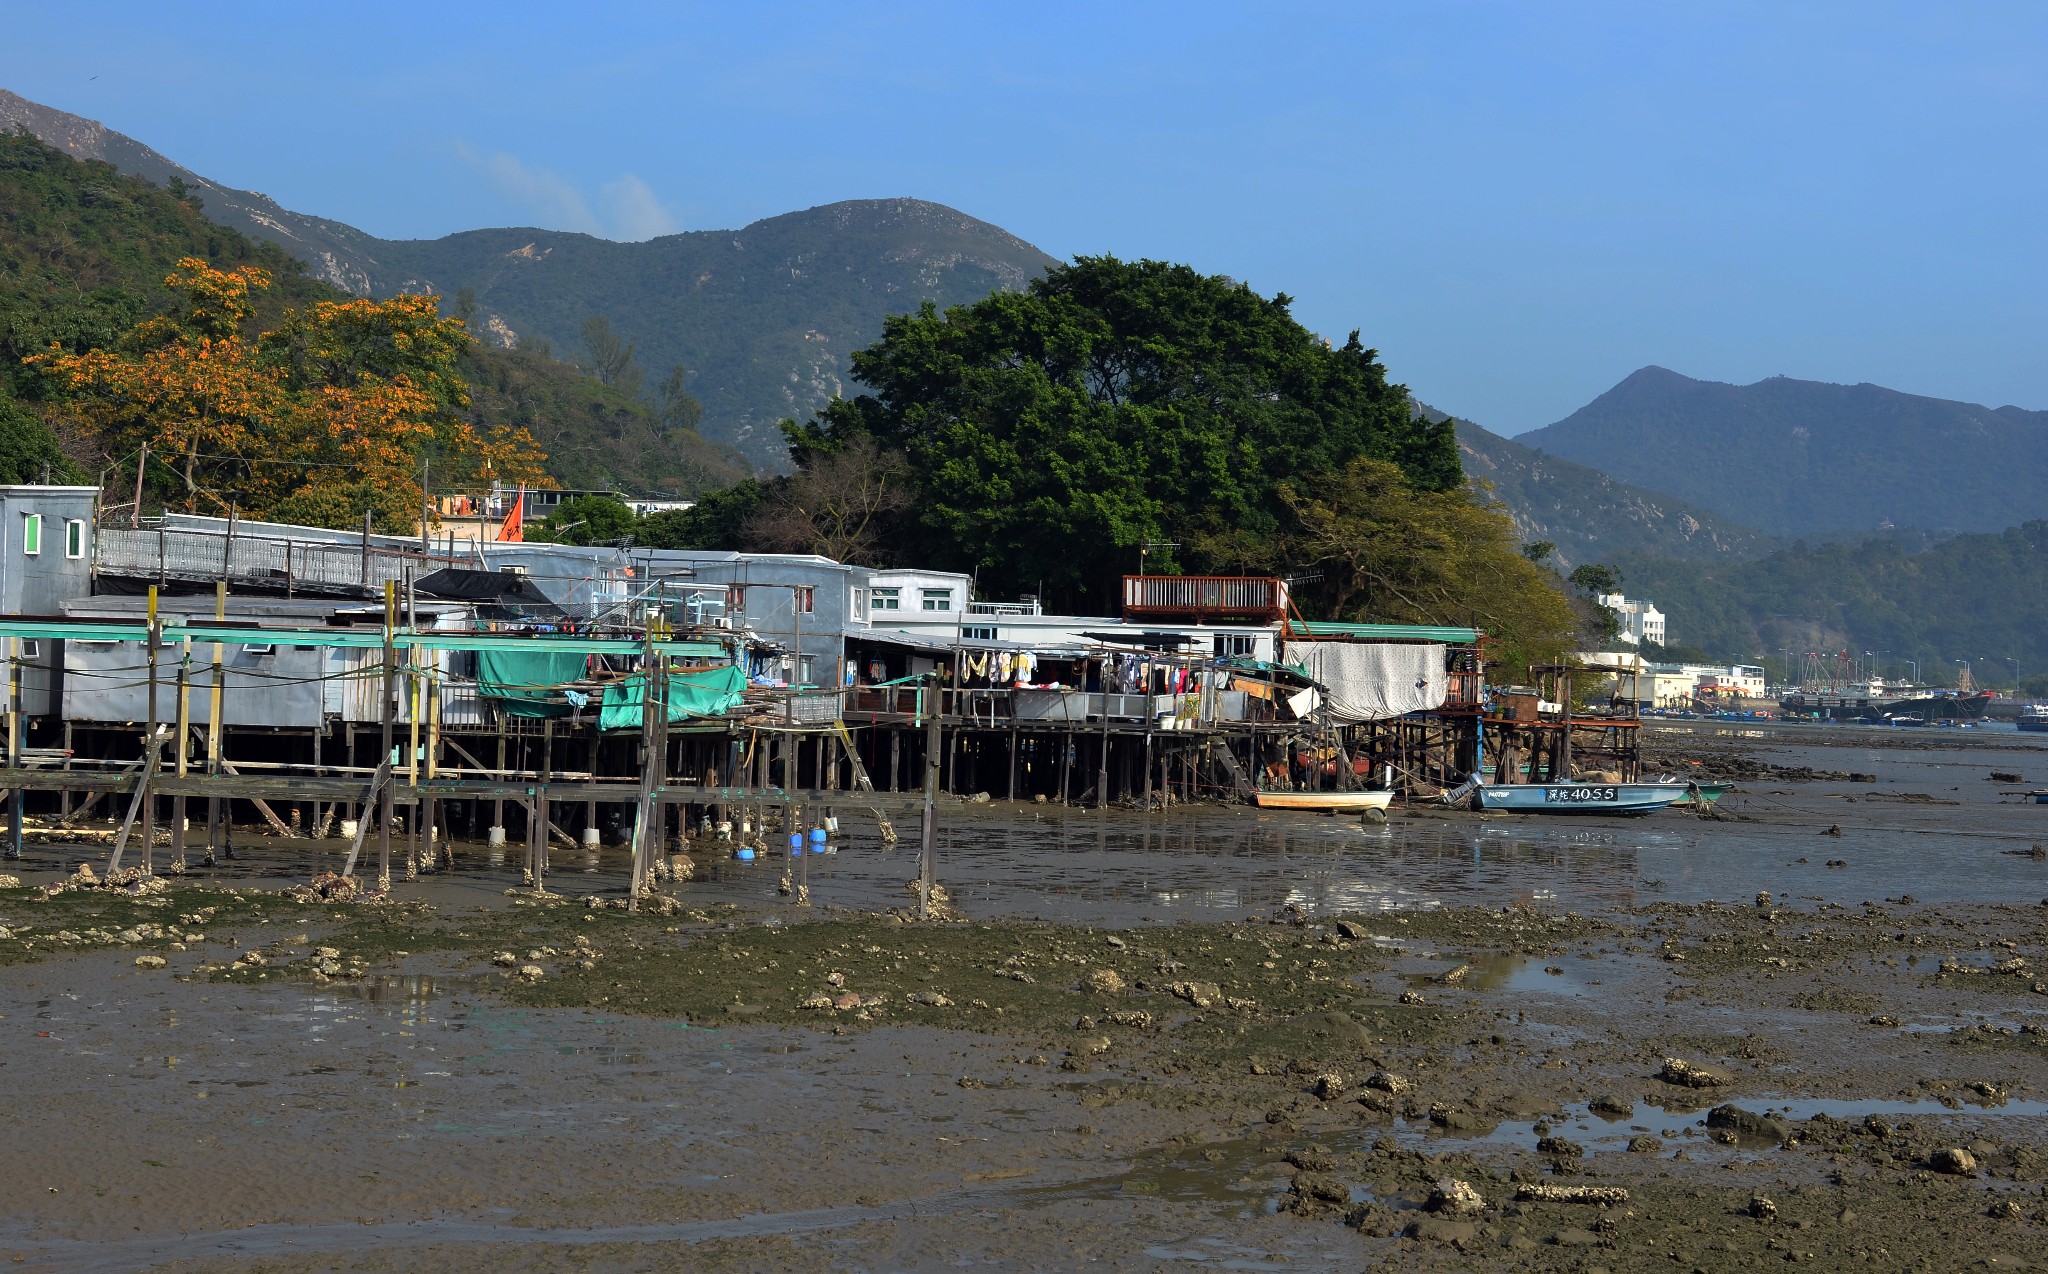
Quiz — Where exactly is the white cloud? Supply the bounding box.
[600,173,681,241]
[456,141,679,241]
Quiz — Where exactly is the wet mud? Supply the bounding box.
[0,722,2044,1270]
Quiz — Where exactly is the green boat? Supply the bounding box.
[1687,781,1735,803]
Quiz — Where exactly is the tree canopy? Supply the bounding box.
[32,258,549,531]
[797,255,1459,607]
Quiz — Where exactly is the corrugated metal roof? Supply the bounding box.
[0,617,730,659]
[1286,621,1481,643]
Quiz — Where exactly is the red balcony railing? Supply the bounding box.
[1121,575,1288,622]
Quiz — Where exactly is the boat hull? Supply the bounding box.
[1254,790,1395,812]
[1477,782,1691,815]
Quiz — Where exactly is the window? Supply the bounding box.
[797,654,816,685]
[1214,634,1258,658]
[870,587,901,611]
[963,625,998,641]
[920,588,954,612]
[730,586,745,612]
[64,519,84,559]
[19,640,39,659]
[796,586,815,614]
[851,588,868,617]
[21,514,40,557]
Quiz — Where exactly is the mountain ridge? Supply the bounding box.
[1417,403,1775,566]
[1517,365,2048,537]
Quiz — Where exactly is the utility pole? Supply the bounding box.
[919,673,941,920]
[130,442,147,529]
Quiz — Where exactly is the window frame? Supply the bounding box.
[64,518,84,559]
[21,513,41,557]
[870,587,901,611]
[962,625,998,642]
[919,588,954,612]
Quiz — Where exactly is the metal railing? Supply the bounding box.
[1122,574,1287,620]
[95,525,464,594]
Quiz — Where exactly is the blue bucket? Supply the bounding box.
[808,827,828,844]
[735,847,756,861]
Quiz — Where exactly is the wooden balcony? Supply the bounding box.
[1121,575,1288,623]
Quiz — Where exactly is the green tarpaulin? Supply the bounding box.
[599,664,748,730]
[475,648,592,718]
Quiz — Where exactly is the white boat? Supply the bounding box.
[1475,781,1691,815]
[1253,790,1395,812]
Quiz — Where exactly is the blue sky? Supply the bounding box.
[5,1,2044,432]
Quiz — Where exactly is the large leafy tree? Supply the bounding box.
[1272,458,1582,675]
[799,255,1458,607]
[33,258,549,530]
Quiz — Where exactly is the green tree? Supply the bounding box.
[1272,458,1581,676]
[1568,563,1622,595]
[528,494,639,546]
[654,364,704,434]
[0,395,81,484]
[581,316,635,387]
[637,480,767,550]
[801,255,1458,609]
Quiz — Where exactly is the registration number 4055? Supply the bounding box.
[1545,785,1617,803]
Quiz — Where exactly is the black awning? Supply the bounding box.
[416,568,566,620]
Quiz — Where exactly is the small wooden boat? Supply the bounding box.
[1687,781,1735,804]
[1476,782,1691,816]
[1254,790,1395,812]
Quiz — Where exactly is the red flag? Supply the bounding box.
[497,486,524,543]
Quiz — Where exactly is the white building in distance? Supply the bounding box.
[1596,592,1667,646]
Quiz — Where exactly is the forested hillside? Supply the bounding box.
[0,130,747,498]
[1616,523,2048,688]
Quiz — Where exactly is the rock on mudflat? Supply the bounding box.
[1659,1057,1734,1088]
[133,954,167,970]
[1706,1104,1789,1142]
[1286,1146,1337,1173]
[1930,1146,1979,1176]
[1291,1171,1350,1204]
[1171,980,1222,1008]
[1517,1184,1629,1205]
[1429,1177,1485,1214]
[1588,1093,1634,1118]
[1084,968,1126,994]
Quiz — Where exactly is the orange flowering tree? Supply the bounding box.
[33,259,549,530]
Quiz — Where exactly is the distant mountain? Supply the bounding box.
[367,205,1057,465]
[1614,521,2048,690]
[1419,404,1773,566]
[1,89,1057,468]
[1516,366,2048,538]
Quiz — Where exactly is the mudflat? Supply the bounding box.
[1,721,2044,1271]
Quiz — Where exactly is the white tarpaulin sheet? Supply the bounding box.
[1283,641,1448,722]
